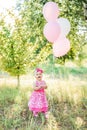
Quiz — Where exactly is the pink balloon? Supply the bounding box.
[43,2,60,22]
[53,37,70,57]
[43,22,61,43]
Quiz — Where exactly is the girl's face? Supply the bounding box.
[35,71,42,81]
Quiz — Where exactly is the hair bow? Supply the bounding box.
[36,68,43,73]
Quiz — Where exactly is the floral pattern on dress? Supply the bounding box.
[28,80,48,112]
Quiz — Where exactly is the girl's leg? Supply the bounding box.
[33,111,38,117]
[41,111,48,124]
[42,111,48,119]
[44,112,48,119]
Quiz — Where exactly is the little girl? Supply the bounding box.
[28,68,48,118]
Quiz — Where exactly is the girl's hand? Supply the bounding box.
[38,85,42,89]
[41,85,44,88]
[41,85,47,89]
[33,85,42,90]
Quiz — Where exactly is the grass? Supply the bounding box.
[0,73,87,130]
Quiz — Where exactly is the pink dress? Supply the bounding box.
[28,80,48,113]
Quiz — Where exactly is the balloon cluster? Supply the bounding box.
[43,2,71,57]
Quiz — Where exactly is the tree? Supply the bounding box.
[18,0,87,65]
[0,11,37,87]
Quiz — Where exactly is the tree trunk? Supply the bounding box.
[17,75,20,88]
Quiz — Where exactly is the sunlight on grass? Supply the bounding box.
[46,112,61,130]
[75,117,84,129]
[46,78,87,105]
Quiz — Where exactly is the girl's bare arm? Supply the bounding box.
[43,85,47,89]
[33,82,41,90]
[42,81,47,89]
